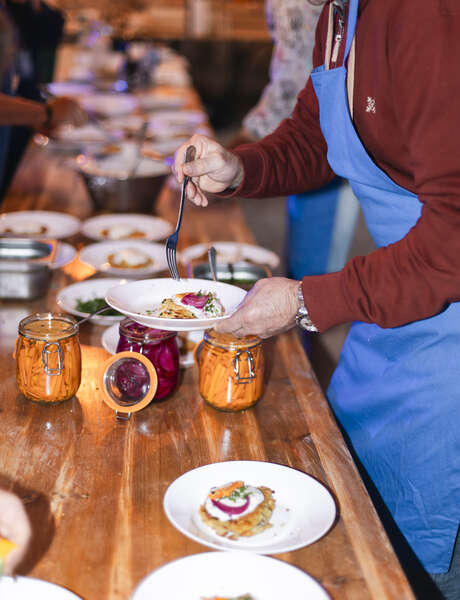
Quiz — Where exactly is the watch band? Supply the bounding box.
[296,282,318,332]
[43,103,53,129]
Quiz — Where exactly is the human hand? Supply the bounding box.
[46,97,87,130]
[173,134,244,207]
[0,490,31,575]
[215,277,300,339]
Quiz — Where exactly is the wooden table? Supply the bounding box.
[0,106,414,600]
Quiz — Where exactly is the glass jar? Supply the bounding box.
[197,330,264,412]
[16,313,81,403]
[116,318,179,400]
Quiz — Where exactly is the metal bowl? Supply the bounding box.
[79,171,167,213]
[191,262,271,290]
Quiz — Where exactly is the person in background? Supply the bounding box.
[174,0,460,597]
[231,0,359,283]
[2,0,69,196]
[0,489,31,574]
[0,7,86,198]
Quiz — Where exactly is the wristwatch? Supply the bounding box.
[296,282,318,332]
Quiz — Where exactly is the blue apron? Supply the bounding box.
[311,0,460,573]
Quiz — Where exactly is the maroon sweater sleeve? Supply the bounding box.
[233,1,460,332]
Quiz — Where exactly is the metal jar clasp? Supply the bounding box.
[41,342,64,375]
[232,350,255,384]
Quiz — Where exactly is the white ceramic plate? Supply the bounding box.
[50,242,77,270]
[105,278,246,332]
[81,214,173,242]
[79,241,168,277]
[102,323,203,368]
[131,552,330,600]
[137,91,185,111]
[163,461,336,554]
[0,211,80,239]
[81,93,139,117]
[0,576,81,599]
[57,278,128,325]
[47,82,93,97]
[180,241,280,270]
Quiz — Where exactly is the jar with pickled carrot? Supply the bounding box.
[16,313,81,403]
[197,330,264,412]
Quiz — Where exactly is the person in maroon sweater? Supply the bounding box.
[174,1,460,597]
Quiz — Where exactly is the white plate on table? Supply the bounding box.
[131,551,330,600]
[0,211,80,239]
[102,322,203,367]
[81,93,139,117]
[0,576,81,599]
[137,91,186,111]
[50,242,77,270]
[47,82,93,97]
[81,214,173,242]
[180,241,280,270]
[57,278,128,325]
[163,460,336,554]
[79,241,168,277]
[105,278,246,332]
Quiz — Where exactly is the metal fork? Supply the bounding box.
[165,145,196,280]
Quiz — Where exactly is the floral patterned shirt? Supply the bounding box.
[243,0,323,139]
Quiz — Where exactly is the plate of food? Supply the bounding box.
[102,323,203,368]
[79,241,168,277]
[180,242,280,270]
[57,278,128,325]
[131,551,330,600]
[0,576,81,599]
[81,214,173,242]
[0,211,81,239]
[105,278,246,332]
[163,461,336,554]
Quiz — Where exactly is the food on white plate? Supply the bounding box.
[75,297,122,317]
[100,223,146,240]
[3,220,48,235]
[199,481,275,539]
[107,247,153,269]
[148,291,224,319]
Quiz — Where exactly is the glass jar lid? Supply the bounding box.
[18,313,78,342]
[203,329,261,350]
[100,351,158,414]
[119,318,177,343]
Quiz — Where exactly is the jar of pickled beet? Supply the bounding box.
[116,318,179,400]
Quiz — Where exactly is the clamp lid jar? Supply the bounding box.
[197,330,264,412]
[16,312,81,403]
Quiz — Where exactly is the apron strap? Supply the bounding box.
[344,0,358,61]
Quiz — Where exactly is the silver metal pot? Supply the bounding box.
[191,262,271,290]
[0,238,57,299]
[79,171,167,213]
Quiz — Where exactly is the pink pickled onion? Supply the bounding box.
[181,293,209,309]
[211,496,250,515]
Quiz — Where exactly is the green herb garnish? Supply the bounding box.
[75,297,122,317]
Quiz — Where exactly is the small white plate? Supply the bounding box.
[105,278,246,332]
[131,552,330,600]
[163,461,336,554]
[79,241,168,277]
[81,93,139,117]
[180,241,280,270]
[102,323,203,368]
[0,576,81,599]
[81,214,173,242]
[137,91,185,111]
[47,82,93,97]
[57,278,128,325]
[0,211,80,239]
[50,242,77,270]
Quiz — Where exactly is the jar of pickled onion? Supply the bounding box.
[116,318,179,400]
[196,330,264,412]
[16,313,81,403]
